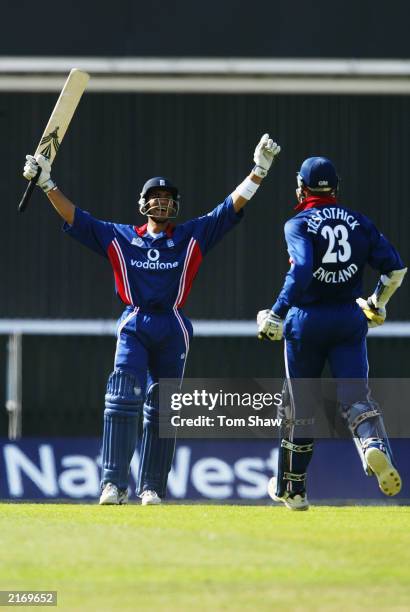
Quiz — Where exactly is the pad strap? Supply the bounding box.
[361,437,385,451]
[349,409,380,434]
[281,439,314,453]
[281,417,315,427]
[283,471,307,482]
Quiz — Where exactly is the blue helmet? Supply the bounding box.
[297,157,339,192]
[138,176,180,218]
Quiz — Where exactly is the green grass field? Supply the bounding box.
[1,504,409,611]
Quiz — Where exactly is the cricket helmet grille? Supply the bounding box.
[138,176,180,218]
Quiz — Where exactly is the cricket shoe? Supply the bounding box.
[99,483,128,505]
[140,490,162,506]
[268,477,309,511]
[364,447,402,496]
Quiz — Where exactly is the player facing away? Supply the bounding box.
[257,156,407,510]
[23,134,281,505]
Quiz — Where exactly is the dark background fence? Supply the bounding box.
[3,92,410,320]
[2,0,410,58]
[2,0,410,437]
[2,91,409,437]
[0,334,409,437]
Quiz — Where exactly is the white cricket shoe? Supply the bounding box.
[99,483,128,505]
[268,477,309,511]
[140,490,162,506]
[365,447,402,496]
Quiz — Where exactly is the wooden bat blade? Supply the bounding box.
[34,69,90,164]
[18,68,90,213]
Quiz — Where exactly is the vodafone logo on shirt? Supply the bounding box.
[147,249,160,262]
[131,249,179,270]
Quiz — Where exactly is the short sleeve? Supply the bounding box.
[63,207,115,258]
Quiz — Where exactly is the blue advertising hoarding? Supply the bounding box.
[1,438,409,502]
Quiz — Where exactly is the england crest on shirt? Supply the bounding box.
[132,237,145,247]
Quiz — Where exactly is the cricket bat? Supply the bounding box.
[18,68,90,213]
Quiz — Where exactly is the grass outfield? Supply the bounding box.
[1,505,410,611]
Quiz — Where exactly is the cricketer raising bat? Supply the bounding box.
[18,68,90,213]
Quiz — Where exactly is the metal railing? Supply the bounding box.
[2,58,410,94]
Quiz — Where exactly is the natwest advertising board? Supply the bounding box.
[1,439,409,502]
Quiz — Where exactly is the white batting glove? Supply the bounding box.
[356,297,386,328]
[23,154,56,193]
[253,134,281,178]
[257,309,284,341]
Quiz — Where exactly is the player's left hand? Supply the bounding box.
[253,134,281,178]
[356,297,386,328]
[257,309,284,341]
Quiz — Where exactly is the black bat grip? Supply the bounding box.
[18,165,42,213]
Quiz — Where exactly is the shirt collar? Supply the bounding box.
[134,223,175,238]
[294,195,338,213]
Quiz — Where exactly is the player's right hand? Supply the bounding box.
[257,309,284,341]
[23,154,56,193]
[356,297,386,328]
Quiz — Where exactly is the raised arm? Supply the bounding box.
[231,134,281,212]
[23,154,75,225]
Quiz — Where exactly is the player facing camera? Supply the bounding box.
[23,133,280,506]
[138,176,180,223]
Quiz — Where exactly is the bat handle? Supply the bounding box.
[18,166,42,213]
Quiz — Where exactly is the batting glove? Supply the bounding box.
[356,297,386,328]
[23,154,56,193]
[253,134,281,178]
[257,309,284,341]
